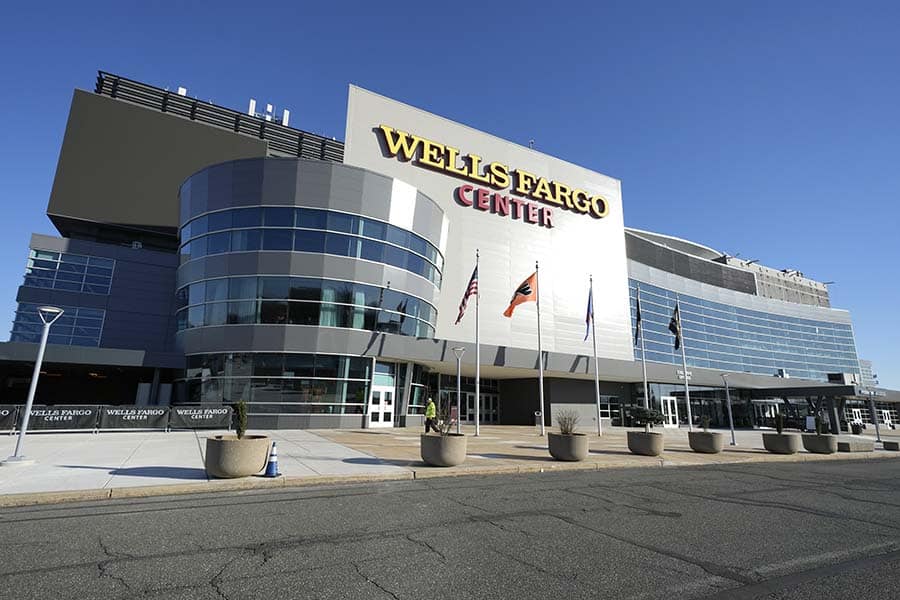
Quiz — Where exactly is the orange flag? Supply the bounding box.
[503,272,538,317]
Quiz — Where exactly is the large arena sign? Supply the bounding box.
[376,125,610,229]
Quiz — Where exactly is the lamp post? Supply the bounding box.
[452,347,465,435]
[3,306,64,466]
[721,373,736,446]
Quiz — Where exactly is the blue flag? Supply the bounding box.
[584,286,594,341]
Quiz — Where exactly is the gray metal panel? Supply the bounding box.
[628,259,854,325]
[0,341,145,367]
[625,231,757,295]
[261,159,301,205]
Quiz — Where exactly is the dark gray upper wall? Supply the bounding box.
[625,230,757,295]
[18,234,181,364]
[47,90,268,237]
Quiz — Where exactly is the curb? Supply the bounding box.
[1,450,897,509]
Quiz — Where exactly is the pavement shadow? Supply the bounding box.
[588,449,636,456]
[468,453,551,462]
[343,457,420,467]
[61,465,208,479]
[514,445,548,450]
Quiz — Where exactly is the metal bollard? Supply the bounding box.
[534,411,543,435]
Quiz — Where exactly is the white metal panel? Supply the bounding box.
[388,179,417,231]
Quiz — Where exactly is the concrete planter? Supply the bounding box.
[801,434,838,454]
[421,434,467,467]
[548,433,589,461]
[205,435,270,478]
[627,431,664,456]
[688,431,724,454]
[762,433,800,454]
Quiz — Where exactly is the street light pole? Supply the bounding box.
[3,306,64,466]
[452,347,465,435]
[721,373,736,446]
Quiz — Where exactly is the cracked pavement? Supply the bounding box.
[1,459,899,599]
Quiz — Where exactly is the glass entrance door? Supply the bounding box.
[457,393,500,424]
[754,402,778,427]
[662,396,679,428]
[367,384,394,428]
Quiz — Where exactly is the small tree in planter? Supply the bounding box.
[689,414,724,454]
[548,408,589,461]
[762,411,800,454]
[627,407,665,456]
[420,404,467,467]
[802,413,838,454]
[205,399,271,478]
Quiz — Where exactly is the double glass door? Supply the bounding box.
[367,384,394,428]
[661,396,679,428]
[459,393,499,424]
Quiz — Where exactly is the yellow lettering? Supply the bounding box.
[466,154,491,184]
[531,177,554,203]
[445,146,470,178]
[378,125,422,161]
[418,138,447,170]
[551,181,571,207]
[488,162,511,189]
[590,195,609,218]
[514,169,537,195]
[572,190,591,213]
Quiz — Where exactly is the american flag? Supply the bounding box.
[455,266,478,324]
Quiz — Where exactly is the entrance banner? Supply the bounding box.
[27,405,100,430]
[168,406,232,429]
[0,405,18,431]
[100,406,169,430]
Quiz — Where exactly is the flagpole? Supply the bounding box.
[676,295,694,432]
[475,249,481,437]
[637,284,651,414]
[590,275,602,436]
[536,260,546,436]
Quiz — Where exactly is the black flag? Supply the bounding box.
[668,303,682,350]
[633,292,642,346]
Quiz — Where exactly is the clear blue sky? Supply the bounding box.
[1,1,898,388]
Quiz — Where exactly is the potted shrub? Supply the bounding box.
[548,408,589,461]
[205,400,271,478]
[627,407,664,456]
[762,412,800,454]
[802,414,838,454]
[420,405,467,467]
[688,415,724,454]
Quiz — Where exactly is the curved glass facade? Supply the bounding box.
[175,276,436,338]
[184,352,371,414]
[630,280,860,381]
[179,206,443,286]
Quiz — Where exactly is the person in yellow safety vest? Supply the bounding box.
[424,397,439,434]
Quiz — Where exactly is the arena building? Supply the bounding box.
[2,71,897,431]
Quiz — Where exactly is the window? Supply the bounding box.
[179,207,443,285]
[10,304,106,347]
[21,249,115,295]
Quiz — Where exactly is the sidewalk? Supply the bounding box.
[0,425,897,507]
[0,429,408,501]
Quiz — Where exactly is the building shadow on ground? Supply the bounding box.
[342,457,420,467]
[588,449,637,456]
[61,465,208,479]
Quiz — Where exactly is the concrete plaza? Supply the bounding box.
[1,424,898,506]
